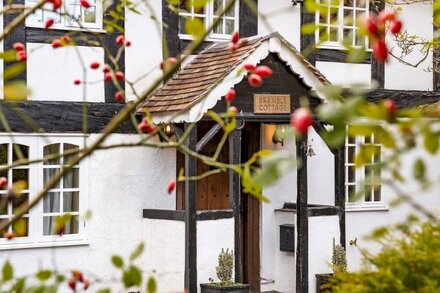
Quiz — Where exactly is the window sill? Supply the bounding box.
[178,34,231,42]
[0,239,89,251]
[26,24,106,34]
[345,204,389,212]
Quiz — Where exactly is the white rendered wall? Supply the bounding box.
[258,0,301,48]
[124,0,163,102]
[26,43,105,102]
[307,128,335,205]
[384,2,433,90]
[316,62,372,88]
[143,218,185,293]
[197,218,235,290]
[0,134,177,292]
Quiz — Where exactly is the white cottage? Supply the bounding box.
[0,0,438,292]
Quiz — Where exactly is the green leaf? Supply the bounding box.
[97,289,111,293]
[0,50,18,62]
[184,18,205,38]
[223,118,236,133]
[322,127,346,149]
[301,23,317,34]
[375,128,396,149]
[2,260,13,282]
[423,128,439,154]
[35,270,52,281]
[166,0,180,6]
[193,0,209,10]
[4,63,26,80]
[346,47,368,63]
[129,243,144,261]
[146,276,157,293]
[4,81,29,101]
[123,266,142,288]
[111,255,124,268]
[207,110,223,126]
[413,158,426,182]
[12,277,26,292]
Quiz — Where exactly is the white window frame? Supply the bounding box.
[345,130,387,211]
[0,134,88,250]
[315,0,370,50]
[178,0,240,41]
[25,0,103,32]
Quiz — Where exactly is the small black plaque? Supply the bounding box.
[280,224,295,252]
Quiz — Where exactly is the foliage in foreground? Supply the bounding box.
[330,220,440,293]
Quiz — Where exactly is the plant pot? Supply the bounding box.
[316,273,334,293]
[200,283,250,293]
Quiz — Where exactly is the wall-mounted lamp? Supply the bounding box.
[306,139,316,157]
[272,124,289,146]
[159,124,174,142]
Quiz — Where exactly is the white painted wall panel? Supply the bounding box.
[258,0,301,48]
[197,218,235,289]
[316,61,372,88]
[26,43,105,102]
[385,3,433,90]
[125,0,163,102]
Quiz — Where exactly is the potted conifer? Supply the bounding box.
[316,238,347,292]
[200,248,250,293]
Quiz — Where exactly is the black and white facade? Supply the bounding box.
[0,0,439,293]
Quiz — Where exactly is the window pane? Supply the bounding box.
[64,144,79,165]
[329,27,338,41]
[0,144,8,165]
[344,0,354,7]
[63,192,79,212]
[84,6,96,23]
[347,146,355,163]
[66,4,82,23]
[344,28,353,45]
[226,2,234,16]
[64,215,79,234]
[179,16,187,34]
[214,0,222,15]
[0,219,9,236]
[12,193,28,214]
[0,195,7,215]
[225,19,234,35]
[12,217,28,237]
[347,166,355,182]
[44,192,60,213]
[12,169,28,185]
[44,144,60,165]
[44,168,60,189]
[374,185,381,201]
[348,185,356,202]
[63,168,79,189]
[365,185,372,202]
[214,18,223,34]
[43,216,55,235]
[12,144,29,162]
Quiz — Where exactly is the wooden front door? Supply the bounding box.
[240,122,261,292]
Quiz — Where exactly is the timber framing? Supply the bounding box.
[0,101,135,133]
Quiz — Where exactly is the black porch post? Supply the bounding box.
[184,123,198,292]
[296,135,309,293]
[335,147,346,247]
[229,129,243,282]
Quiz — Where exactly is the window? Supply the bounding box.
[0,135,87,248]
[316,0,369,48]
[179,0,239,39]
[345,129,383,209]
[26,0,103,30]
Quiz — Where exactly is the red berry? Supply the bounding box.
[225,88,236,102]
[248,73,263,88]
[51,39,61,48]
[104,72,113,81]
[0,177,7,189]
[90,62,100,69]
[68,279,76,291]
[378,11,396,23]
[254,65,273,78]
[227,106,238,116]
[45,18,54,29]
[115,35,125,45]
[290,107,313,134]
[4,232,14,240]
[16,51,27,62]
[71,271,84,282]
[115,71,124,81]
[102,64,110,73]
[12,42,25,51]
[228,43,238,52]
[364,16,378,36]
[138,120,156,134]
[114,91,124,102]
[167,180,176,194]
[372,38,388,63]
[244,63,256,72]
[80,0,91,8]
[83,279,90,290]
[160,57,178,70]
[125,40,131,47]
[383,99,397,115]
[61,35,71,43]
[73,79,81,85]
[51,0,61,10]
[231,32,239,44]
[390,19,402,35]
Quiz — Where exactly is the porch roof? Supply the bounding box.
[138,33,330,123]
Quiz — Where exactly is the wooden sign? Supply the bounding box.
[253,94,291,114]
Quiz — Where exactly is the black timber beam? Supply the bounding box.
[229,128,243,283]
[334,147,346,248]
[196,209,234,221]
[366,89,440,107]
[296,135,309,293]
[0,101,136,133]
[184,123,198,293]
[143,209,185,221]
